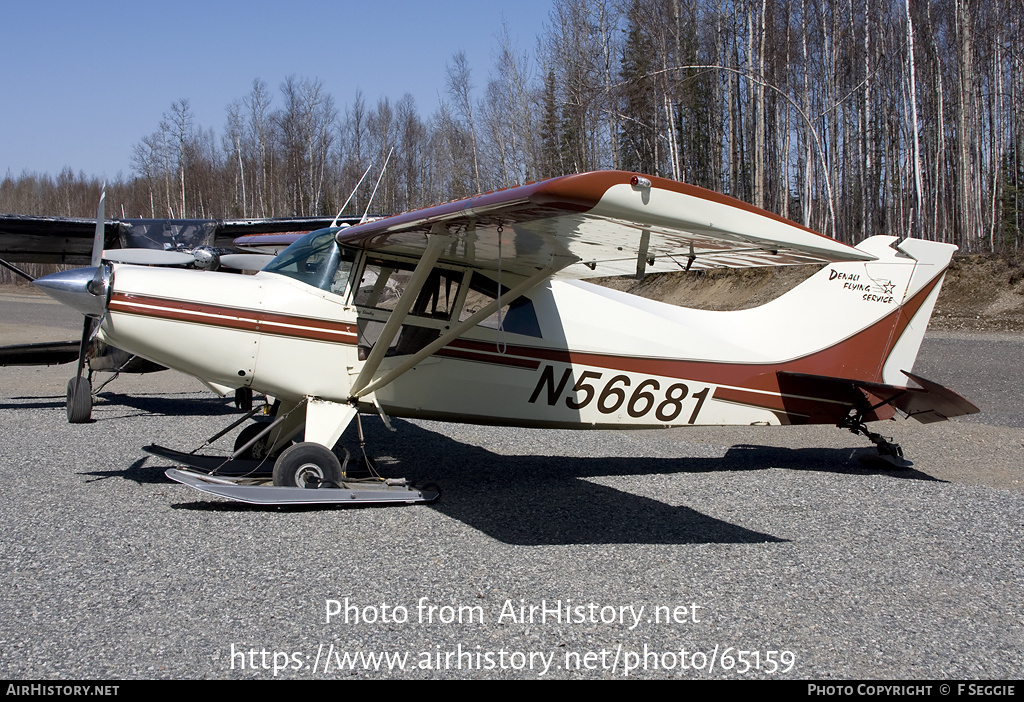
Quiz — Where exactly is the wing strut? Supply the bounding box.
[0,257,35,282]
[347,229,454,398]
[635,230,650,279]
[351,257,575,400]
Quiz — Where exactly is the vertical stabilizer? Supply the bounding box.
[745,235,957,384]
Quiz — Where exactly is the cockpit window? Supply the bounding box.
[264,228,356,296]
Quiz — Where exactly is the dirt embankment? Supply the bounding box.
[595,252,1024,333]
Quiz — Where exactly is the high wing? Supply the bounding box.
[332,171,874,280]
[0,214,359,265]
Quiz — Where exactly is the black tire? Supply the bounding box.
[272,442,342,488]
[234,387,253,412]
[66,376,92,424]
[233,423,286,461]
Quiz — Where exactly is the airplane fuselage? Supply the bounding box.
[98,233,950,431]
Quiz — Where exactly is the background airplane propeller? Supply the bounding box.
[101,248,195,266]
[101,246,273,271]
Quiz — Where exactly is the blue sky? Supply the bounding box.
[1,0,554,180]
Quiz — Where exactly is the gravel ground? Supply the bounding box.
[0,288,1021,679]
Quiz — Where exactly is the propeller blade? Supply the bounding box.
[102,248,195,266]
[91,187,106,268]
[218,253,276,271]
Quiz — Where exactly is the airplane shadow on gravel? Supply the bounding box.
[0,391,240,418]
[132,418,945,547]
[79,456,169,485]
[92,391,240,418]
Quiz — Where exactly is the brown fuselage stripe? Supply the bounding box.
[109,292,358,345]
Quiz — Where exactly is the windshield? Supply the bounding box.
[263,228,356,296]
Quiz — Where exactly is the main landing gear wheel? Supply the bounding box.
[66,375,92,423]
[272,442,342,488]
[234,423,288,461]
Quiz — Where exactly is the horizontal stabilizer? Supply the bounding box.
[777,371,979,424]
[895,371,981,423]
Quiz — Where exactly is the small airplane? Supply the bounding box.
[0,208,362,414]
[31,171,979,506]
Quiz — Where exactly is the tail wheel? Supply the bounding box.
[66,376,92,423]
[272,442,342,488]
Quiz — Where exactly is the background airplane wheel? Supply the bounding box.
[272,442,342,488]
[234,387,253,412]
[233,423,286,461]
[66,376,92,424]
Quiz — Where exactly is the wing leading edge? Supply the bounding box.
[333,171,875,280]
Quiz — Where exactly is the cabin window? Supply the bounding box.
[351,258,542,359]
[460,272,542,338]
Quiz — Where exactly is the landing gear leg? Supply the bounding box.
[345,413,379,479]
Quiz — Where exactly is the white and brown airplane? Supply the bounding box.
[32,171,978,505]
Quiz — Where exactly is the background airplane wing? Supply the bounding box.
[333,171,874,280]
[0,214,359,264]
[0,215,119,264]
[0,340,80,366]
